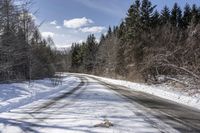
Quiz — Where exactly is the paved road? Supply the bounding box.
[0,74,200,133]
[90,75,200,133]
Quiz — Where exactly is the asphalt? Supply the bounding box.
[89,76,200,133]
[3,74,200,133]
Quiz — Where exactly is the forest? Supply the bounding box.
[0,0,68,82]
[1,0,200,90]
[69,0,200,89]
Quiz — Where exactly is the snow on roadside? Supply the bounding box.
[0,76,80,113]
[72,73,200,111]
[0,77,165,133]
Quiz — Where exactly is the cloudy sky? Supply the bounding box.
[31,0,199,48]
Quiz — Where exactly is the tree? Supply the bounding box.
[160,6,170,25]
[83,34,98,72]
[116,22,127,76]
[151,10,160,27]
[0,0,21,81]
[67,1,200,87]
[107,26,112,37]
[191,4,200,25]
[124,0,141,62]
[182,4,192,28]
[170,3,183,27]
[125,0,141,38]
[140,0,156,30]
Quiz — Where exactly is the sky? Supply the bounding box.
[31,0,200,48]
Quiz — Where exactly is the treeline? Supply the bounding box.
[0,0,63,82]
[69,0,200,87]
[70,34,98,73]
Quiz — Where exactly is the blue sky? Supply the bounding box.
[31,0,200,48]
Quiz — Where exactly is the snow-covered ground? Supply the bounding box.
[76,73,200,111]
[0,75,180,133]
[0,76,80,113]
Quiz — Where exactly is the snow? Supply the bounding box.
[0,76,80,113]
[78,73,200,111]
[0,75,179,133]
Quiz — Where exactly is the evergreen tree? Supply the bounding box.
[116,22,126,76]
[83,34,98,71]
[182,4,192,28]
[160,6,170,25]
[0,0,60,81]
[113,26,119,35]
[99,34,105,45]
[67,1,200,87]
[125,0,141,40]
[191,4,200,25]
[170,3,183,27]
[140,0,156,29]
[151,10,160,27]
[71,43,83,69]
[107,26,112,37]
[117,21,125,38]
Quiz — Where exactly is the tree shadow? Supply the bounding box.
[0,117,98,133]
[0,85,29,101]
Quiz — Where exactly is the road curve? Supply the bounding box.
[0,74,200,133]
[33,76,87,112]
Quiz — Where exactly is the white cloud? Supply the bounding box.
[56,26,61,29]
[50,20,57,25]
[79,26,106,33]
[60,34,65,37]
[78,40,84,43]
[64,17,93,29]
[41,32,55,38]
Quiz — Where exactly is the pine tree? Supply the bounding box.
[113,26,119,35]
[151,10,160,27]
[140,0,156,29]
[116,22,126,76]
[71,43,83,69]
[160,6,170,25]
[125,0,141,40]
[83,34,98,71]
[99,34,105,44]
[117,21,125,38]
[107,26,112,37]
[182,4,192,28]
[170,3,183,27]
[191,4,199,25]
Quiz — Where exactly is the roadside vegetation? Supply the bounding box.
[69,0,200,90]
[1,0,200,92]
[0,0,67,82]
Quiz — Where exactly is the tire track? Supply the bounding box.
[34,76,86,112]
[20,76,88,124]
[88,76,200,133]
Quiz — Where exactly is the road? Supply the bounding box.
[91,76,200,133]
[0,74,200,133]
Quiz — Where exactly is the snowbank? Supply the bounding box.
[74,73,200,110]
[0,76,167,133]
[0,76,80,113]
